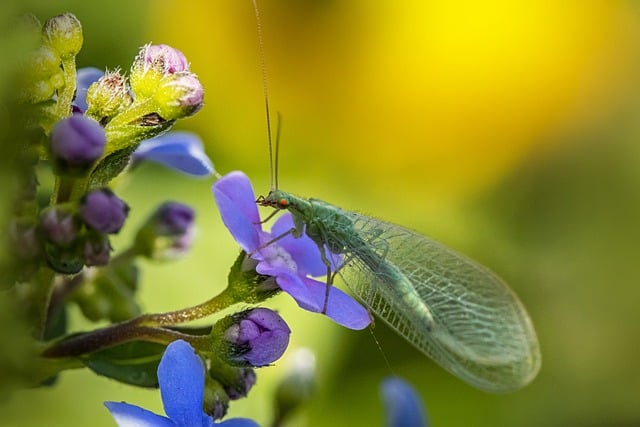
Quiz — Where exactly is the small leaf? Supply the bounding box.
[83,341,166,388]
[88,145,138,188]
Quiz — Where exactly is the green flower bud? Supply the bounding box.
[203,377,230,420]
[85,70,133,121]
[18,45,63,103]
[129,46,165,100]
[154,72,204,120]
[42,13,83,58]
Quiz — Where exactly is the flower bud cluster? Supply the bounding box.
[33,188,129,274]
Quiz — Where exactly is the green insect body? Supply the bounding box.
[259,189,541,393]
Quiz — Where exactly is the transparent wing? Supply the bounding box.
[329,210,541,393]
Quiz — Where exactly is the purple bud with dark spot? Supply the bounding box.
[79,189,129,234]
[50,115,106,170]
[216,308,291,367]
[40,205,79,247]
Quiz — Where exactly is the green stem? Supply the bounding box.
[33,267,56,340]
[138,287,238,326]
[42,286,238,358]
[55,56,77,119]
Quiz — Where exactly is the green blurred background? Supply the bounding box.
[2,0,640,426]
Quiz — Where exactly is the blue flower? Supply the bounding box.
[131,131,214,177]
[212,171,371,330]
[74,67,214,177]
[105,340,259,427]
[380,376,429,427]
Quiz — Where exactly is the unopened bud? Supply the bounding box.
[142,44,189,74]
[39,205,80,247]
[203,378,230,420]
[83,231,111,266]
[19,45,63,103]
[50,115,106,173]
[42,13,83,58]
[129,44,188,99]
[154,72,204,120]
[134,202,195,259]
[212,308,291,367]
[79,188,129,234]
[85,70,132,121]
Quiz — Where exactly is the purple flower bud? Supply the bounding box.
[83,232,111,266]
[142,44,189,74]
[155,202,194,235]
[155,72,204,120]
[50,115,106,170]
[42,13,83,58]
[216,308,291,367]
[134,202,195,259]
[79,188,129,234]
[39,205,80,247]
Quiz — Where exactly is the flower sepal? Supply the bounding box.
[226,250,282,304]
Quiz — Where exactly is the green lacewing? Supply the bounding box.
[251,0,540,393]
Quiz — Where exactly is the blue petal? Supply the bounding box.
[380,377,429,427]
[104,401,174,427]
[132,131,215,177]
[301,277,372,330]
[217,418,261,427]
[158,340,210,426]
[270,214,327,276]
[268,269,322,312]
[212,171,262,253]
[75,67,104,112]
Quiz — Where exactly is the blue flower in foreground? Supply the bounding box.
[212,171,371,330]
[380,376,429,427]
[105,340,258,427]
[74,67,214,177]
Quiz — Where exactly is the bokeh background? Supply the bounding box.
[2,0,640,426]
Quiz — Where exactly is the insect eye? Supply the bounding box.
[278,198,289,208]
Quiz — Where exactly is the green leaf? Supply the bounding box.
[88,145,138,189]
[83,341,165,388]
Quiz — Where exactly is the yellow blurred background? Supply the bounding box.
[3,1,640,426]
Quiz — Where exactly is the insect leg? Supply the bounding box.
[314,243,334,314]
[248,227,297,257]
